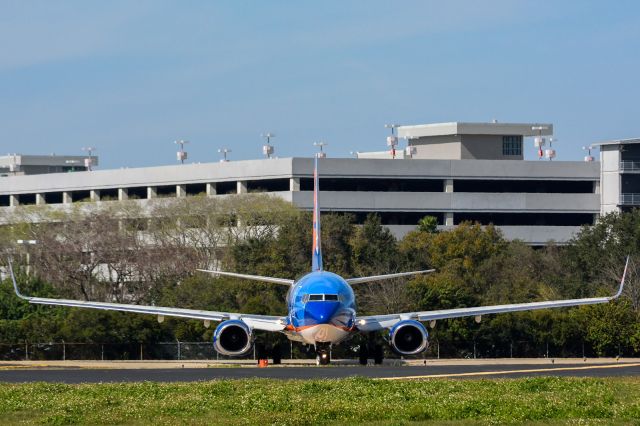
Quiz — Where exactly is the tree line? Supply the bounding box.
[0,195,639,358]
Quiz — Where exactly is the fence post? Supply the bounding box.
[510,342,513,358]
[140,343,143,361]
[101,344,104,361]
[290,341,293,359]
[437,341,440,359]
[25,341,28,361]
[62,340,66,361]
[177,340,181,361]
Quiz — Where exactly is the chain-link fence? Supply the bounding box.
[0,338,611,361]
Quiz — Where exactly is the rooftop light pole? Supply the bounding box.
[261,133,275,159]
[313,141,327,158]
[546,137,557,161]
[174,140,189,164]
[583,145,595,162]
[385,124,401,159]
[218,148,231,162]
[81,147,96,171]
[531,126,549,160]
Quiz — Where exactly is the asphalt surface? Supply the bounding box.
[1,362,639,383]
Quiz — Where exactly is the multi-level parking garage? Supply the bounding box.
[0,121,634,246]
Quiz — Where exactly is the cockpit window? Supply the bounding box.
[303,294,340,303]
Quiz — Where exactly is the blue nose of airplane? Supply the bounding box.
[304,301,340,324]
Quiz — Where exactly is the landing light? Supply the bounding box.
[358,319,366,326]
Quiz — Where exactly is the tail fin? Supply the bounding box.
[312,155,323,271]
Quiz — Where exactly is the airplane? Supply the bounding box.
[7,154,630,365]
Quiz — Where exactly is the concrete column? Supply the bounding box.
[206,183,217,196]
[36,194,46,205]
[62,192,73,204]
[9,194,19,207]
[290,177,300,191]
[594,180,600,194]
[444,179,454,193]
[147,187,157,199]
[445,212,454,226]
[90,190,100,202]
[118,188,128,201]
[237,181,247,194]
[176,184,186,198]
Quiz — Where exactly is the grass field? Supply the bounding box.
[1,377,640,425]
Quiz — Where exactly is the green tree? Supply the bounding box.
[350,214,398,277]
[417,215,439,234]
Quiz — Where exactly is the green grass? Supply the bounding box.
[1,377,639,425]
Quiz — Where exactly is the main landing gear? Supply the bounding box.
[359,334,384,365]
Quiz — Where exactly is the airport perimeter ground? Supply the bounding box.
[1,359,640,424]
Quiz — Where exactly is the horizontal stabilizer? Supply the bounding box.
[345,269,436,285]
[196,269,294,286]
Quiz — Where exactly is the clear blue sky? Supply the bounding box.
[1,1,639,168]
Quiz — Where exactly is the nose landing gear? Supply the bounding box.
[315,343,331,365]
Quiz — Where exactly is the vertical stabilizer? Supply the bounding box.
[312,155,323,271]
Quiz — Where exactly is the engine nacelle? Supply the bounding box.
[389,320,428,355]
[213,320,253,356]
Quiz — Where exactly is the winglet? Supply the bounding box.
[610,255,630,300]
[6,258,30,300]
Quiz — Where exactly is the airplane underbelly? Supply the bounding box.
[287,324,351,345]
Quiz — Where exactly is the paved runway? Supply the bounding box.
[1,362,639,383]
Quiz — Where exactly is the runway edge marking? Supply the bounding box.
[0,364,51,370]
[378,362,640,380]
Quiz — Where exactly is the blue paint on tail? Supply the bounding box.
[312,155,323,271]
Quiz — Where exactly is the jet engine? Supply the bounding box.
[389,320,428,355]
[213,320,253,356]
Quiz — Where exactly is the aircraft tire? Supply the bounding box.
[358,345,369,366]
[373,344,384,365]
[317,350,330,366]
[272,344,282,365]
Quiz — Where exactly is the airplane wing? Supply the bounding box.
[356,256,629,332]
[196,269,294,286]
[345,269,435,285]
[7,261,286,332]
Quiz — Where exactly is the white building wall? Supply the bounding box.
[600,145,621,214]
